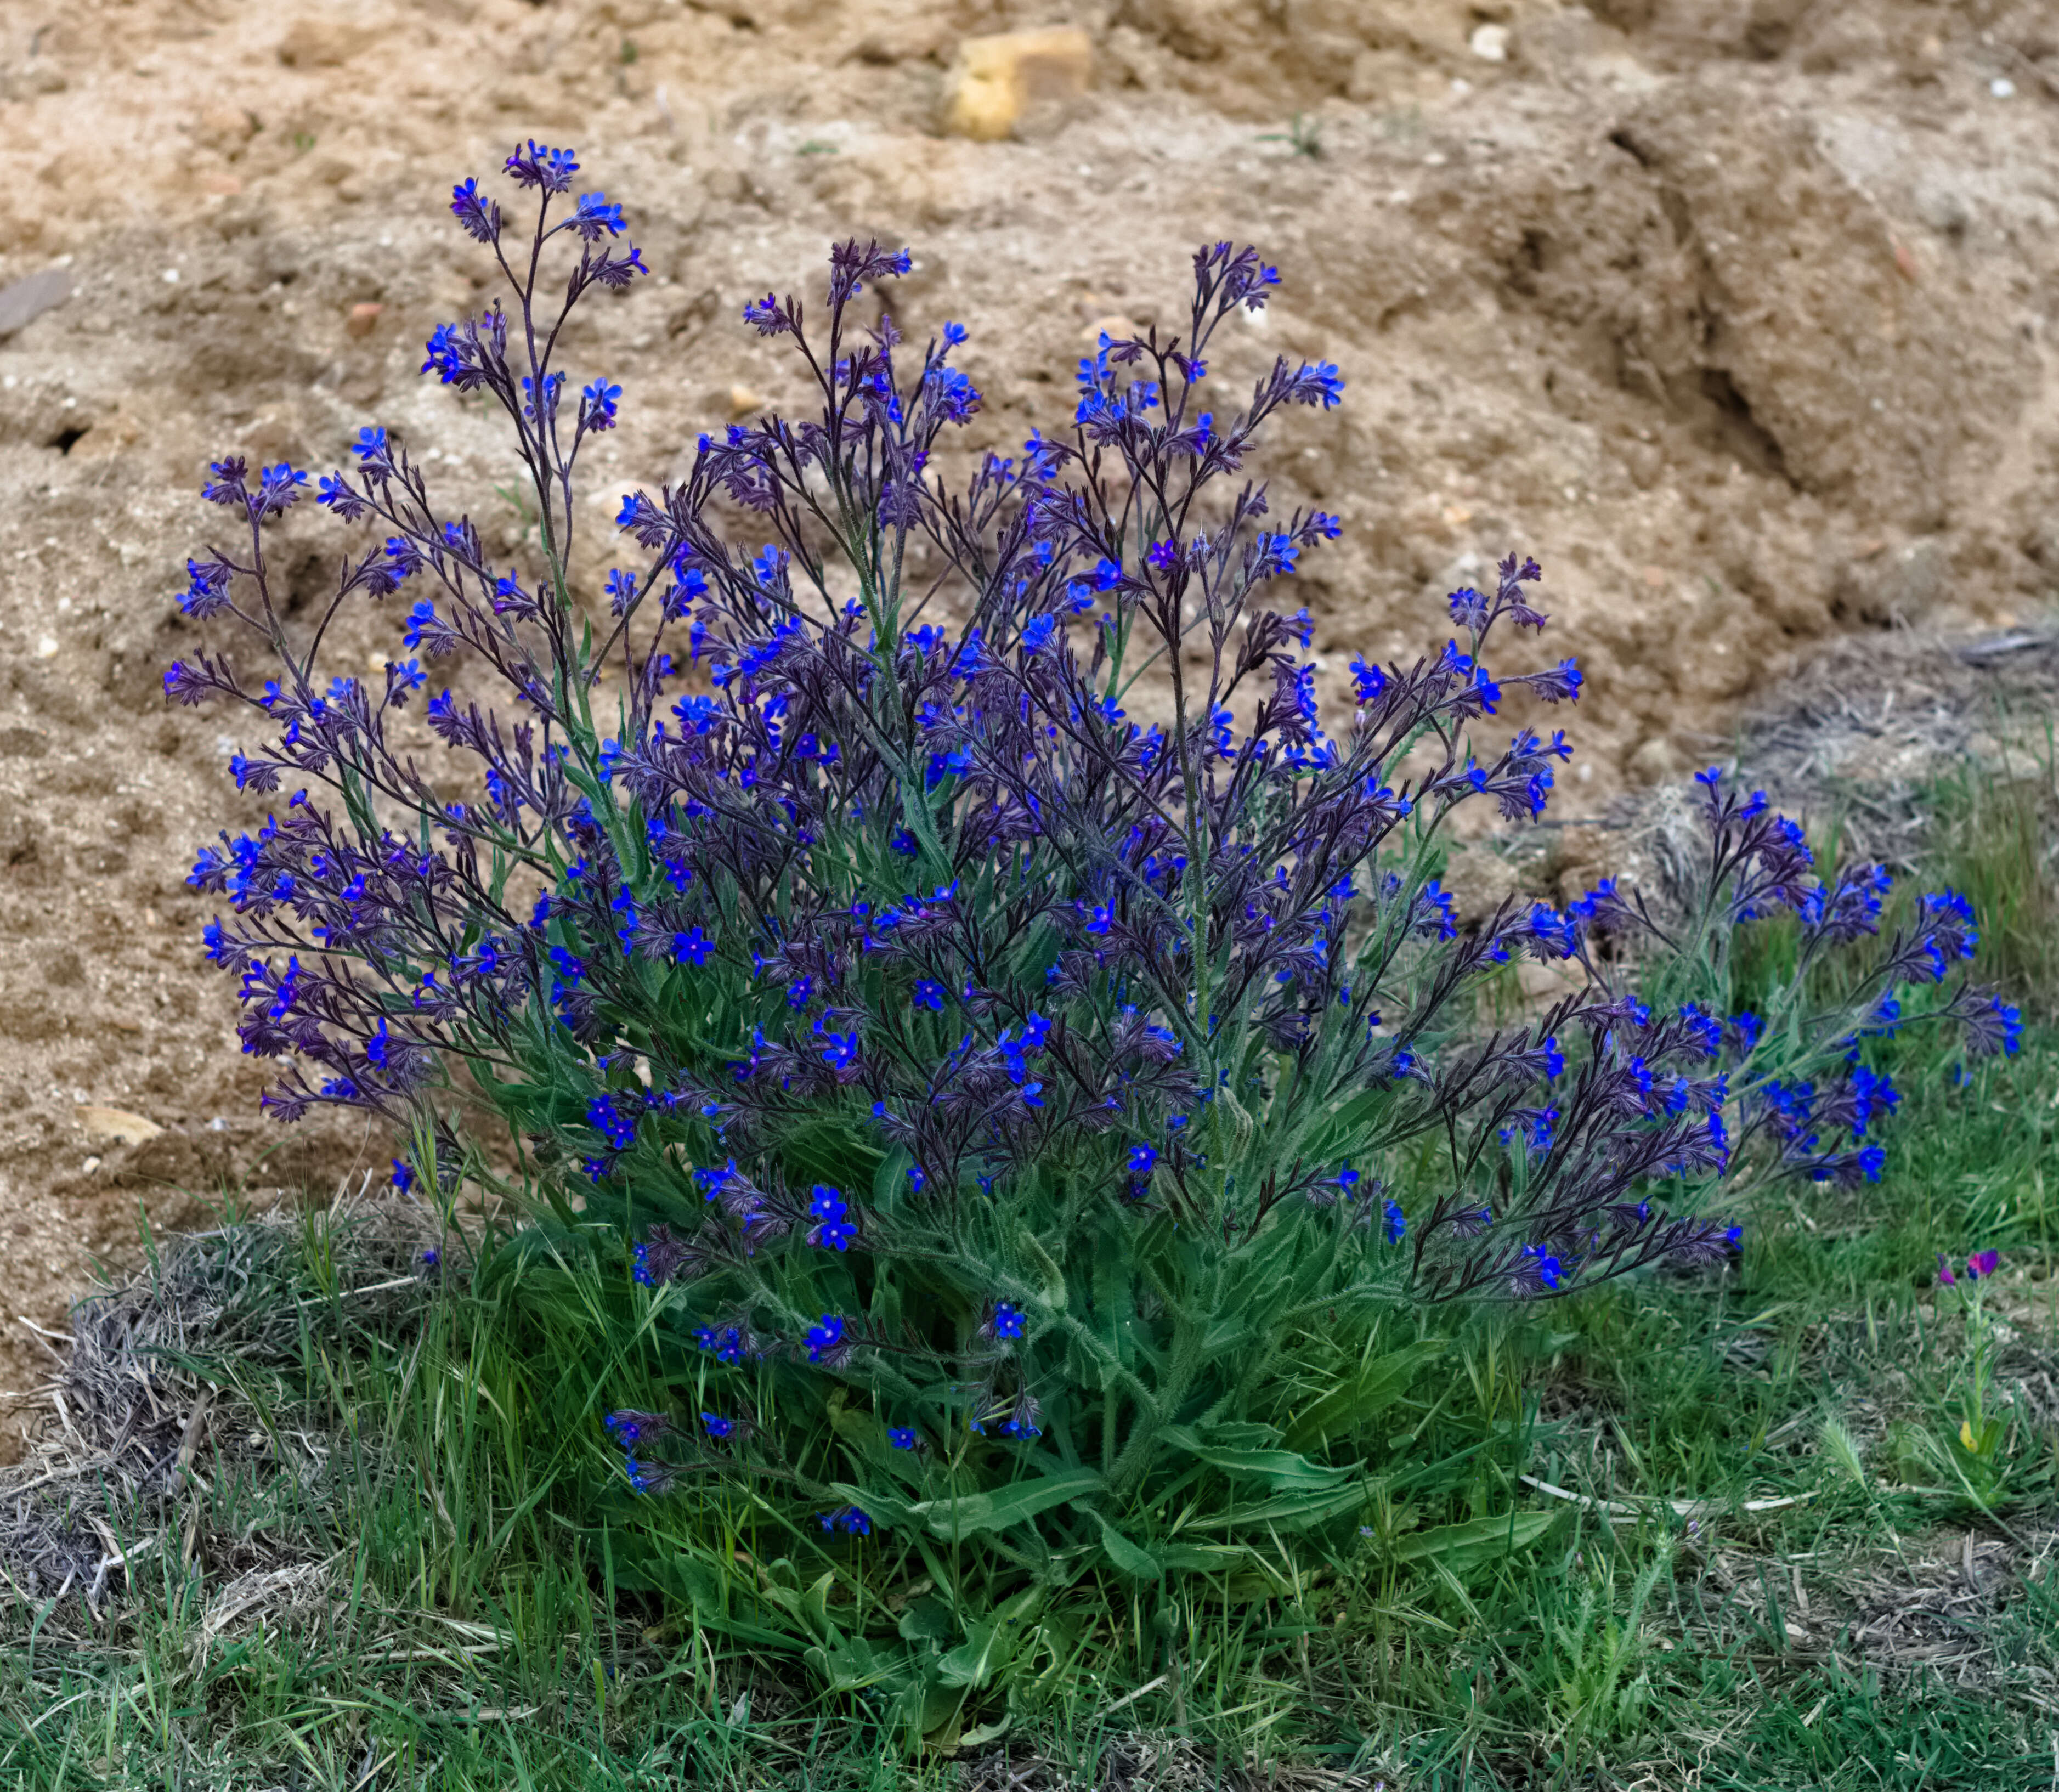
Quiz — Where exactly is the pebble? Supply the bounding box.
[278,16,374,69]
[944,27,1093,142]
[0,268,73,339]
[1469,24,1509,63]
[75,1105,163,1145]
[1990,77,2015,99]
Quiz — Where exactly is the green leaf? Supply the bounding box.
[937,1619,1003,1691]
[668,1556,803,1651]
[1092,1512,1163,1581]
[935,1586,1045,1689]
[1162,1424,1359,1491]
[907,1468,1104,1538]
[1305,1084,1396,1161]
[1019,1229,1068,1312]
[896,1595,957,1644]
[828,1482,921,1530]
[1281,1341,1444,1454]
[1191,1479,1370,1533]
[798,1569,838,1644]
[1156,1542,1257,1576]
[804,1636,890,1692]
[1388,1508,1559,1571]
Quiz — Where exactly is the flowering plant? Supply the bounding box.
[1900,1247,2041,1513]
[167,147,2016,1714]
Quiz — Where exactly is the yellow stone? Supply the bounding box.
[76,1106,163,1146]
[943,28,1093,143]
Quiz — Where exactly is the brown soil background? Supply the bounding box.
[0,0,2056,1459]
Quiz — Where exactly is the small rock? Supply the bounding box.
[1628,737,1682,785]
[1835,535,1950,626]
[76,1106,163,1146]
[346,301,384,337]
[1626,442,1665,490]
[1443,844,1520,927]
[72,413,140,461]
[1469,24,1509,63]
[1990,77,2016,99]
[0,268,72,340]
[278,16,374,69]
[195,105,259,154]
[728,384,763,420]
[1913,178,1971,237]
[944,27,1093,143]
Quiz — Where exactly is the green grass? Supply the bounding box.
[6,763,2058,1789]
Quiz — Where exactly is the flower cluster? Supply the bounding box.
[1937,1249,2000,1288]
[167,150,2011,1584]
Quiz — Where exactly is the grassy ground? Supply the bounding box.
[4,761,2057,1790]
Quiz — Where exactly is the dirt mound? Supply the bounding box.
[0,0,2054,1457]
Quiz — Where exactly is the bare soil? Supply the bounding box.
[1,0,2056,1457]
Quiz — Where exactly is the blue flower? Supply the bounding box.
[449,177,501,242]
[887,1426,919,1451]
[674,925,714,966]
[805,1314,847,1361]
[581,379,623,431]
[1288,359,1345,408]
[1349,655,1388,705]
[1128,1143,1158,1177]
[701,1412,735,1440]
[992,1302,1026,1340]
[913,979,945,1011]
[505,139,580,193]
[573,192,626,237]
[808,1185,858,1252]
[1003,1404,1044,1439]
[605,1410,665,1446]
[694,1325,746,1364]
[624,1455,675,1496]
[1990,997,2024,1057]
